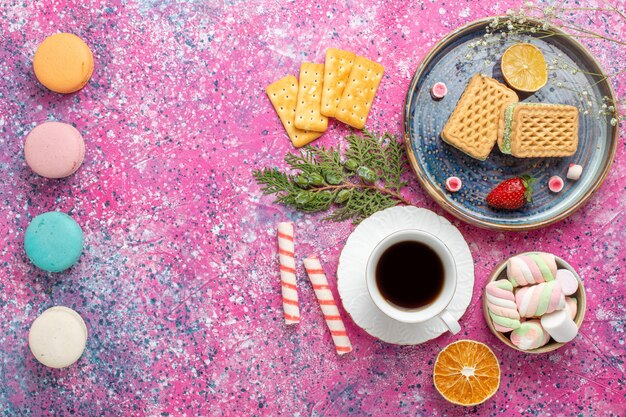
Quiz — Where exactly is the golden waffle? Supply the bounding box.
[508,103,579,158]
[442,74,518,160]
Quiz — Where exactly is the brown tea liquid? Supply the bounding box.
[375,241,444,309]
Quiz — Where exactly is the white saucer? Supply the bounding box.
[337,206,474,345]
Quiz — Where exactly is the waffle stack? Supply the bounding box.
[441,74,580,160]
[497,103,579,158]
[441,74,518,160]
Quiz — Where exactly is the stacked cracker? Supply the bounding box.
[266,48,384,148]
[441,74,518,161]
[442,74,579,160]
[497,103,579,158]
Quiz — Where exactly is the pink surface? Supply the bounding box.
[0,0,624,415]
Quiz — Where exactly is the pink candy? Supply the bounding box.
[445,176,462,192]
[492,253,583,350]
[515,280,566,317]
[431,82,447,99]
[278,222,300,324]
[507,252,557,287]
[304,255,352,355]
[485,280,521,332]
[549,176,564,193]
[510,320,550,350]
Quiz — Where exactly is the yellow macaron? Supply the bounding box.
[33,33,94,94]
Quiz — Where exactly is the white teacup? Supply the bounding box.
[365,229,461,334]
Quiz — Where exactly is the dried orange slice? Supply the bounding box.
[433,340,500,406]
[501,43,548,92]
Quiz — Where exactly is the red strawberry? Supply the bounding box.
[487,175,536,209]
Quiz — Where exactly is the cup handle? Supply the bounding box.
[439,310,461,334]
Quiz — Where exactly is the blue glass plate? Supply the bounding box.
[404,18,618,231]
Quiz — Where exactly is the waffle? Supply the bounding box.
[500,103,579,158]
[441,74,518,160]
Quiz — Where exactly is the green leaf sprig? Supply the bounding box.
[253,130,411,223]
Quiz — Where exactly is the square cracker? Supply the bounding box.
[335,56,384,129]
[509,103,579,157]
[321,48,356,117]
[441,74,518,160]
[294,63,328,132]
[266,75,323,148]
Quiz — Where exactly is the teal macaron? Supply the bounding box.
[24,212,84,272]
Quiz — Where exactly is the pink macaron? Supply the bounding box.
[24,121,85,179]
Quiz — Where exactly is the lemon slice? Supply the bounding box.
[501,43,548,92]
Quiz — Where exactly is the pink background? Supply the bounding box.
[0,0,624,415]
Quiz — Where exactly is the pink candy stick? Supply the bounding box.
[303,255,352,355]
[278,222,299,324]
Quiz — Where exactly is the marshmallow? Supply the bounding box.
[565,297,578,320]
[548,176,564,193]
[431,82,447,99]
[555,269,578,296]
[507,252,557,287]
[445,176,462,192]
[540,308,578,343]
[515,280,566,317]
[510,320,550,350]
[567,164,583,180]
[486,280,521,332]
